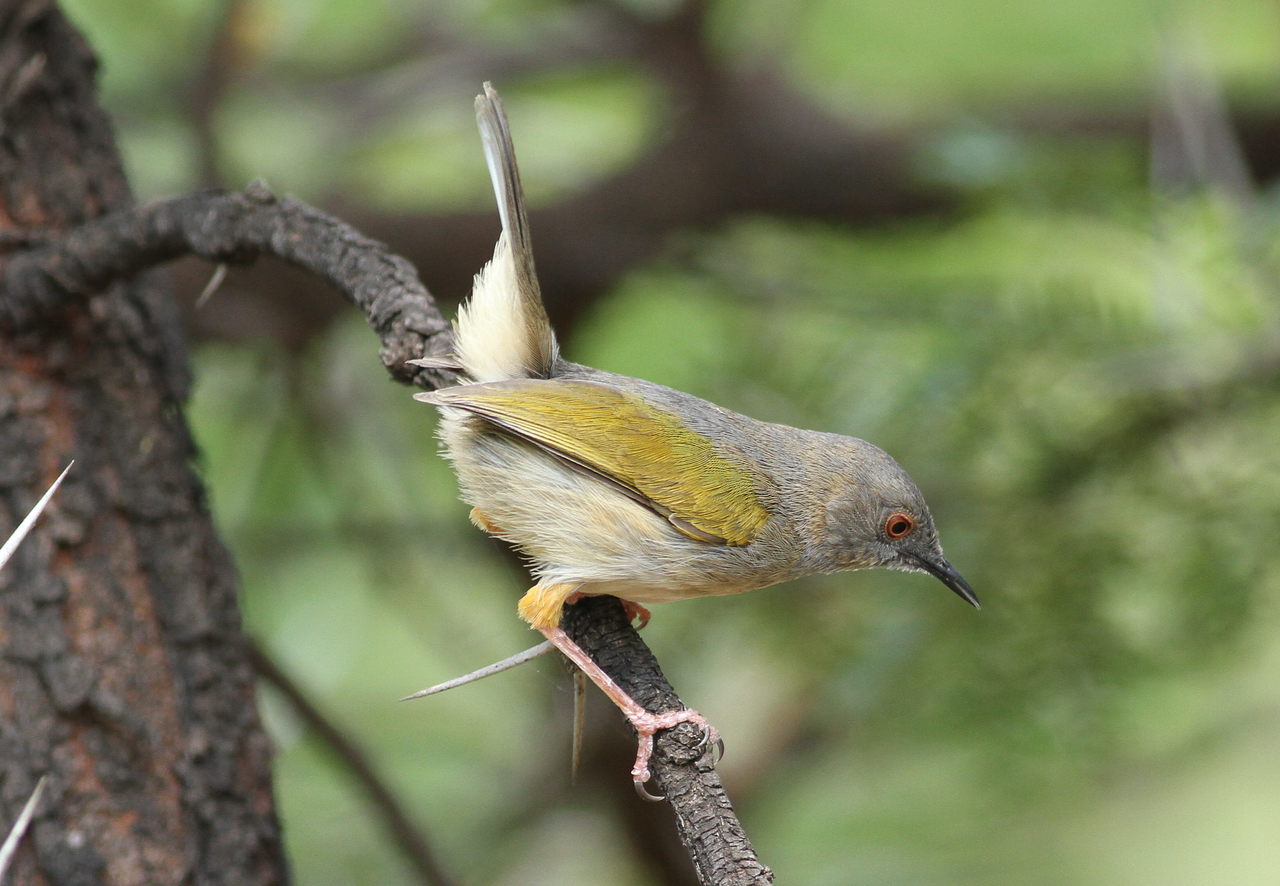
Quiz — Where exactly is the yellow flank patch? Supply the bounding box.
[518,583,576,629]
[433,380,769,546]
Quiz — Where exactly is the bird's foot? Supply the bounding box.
[621,601,652,630]
[629,708,719,801]
[536,622,723,802]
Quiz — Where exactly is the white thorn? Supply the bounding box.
[400,640,553,701]
[571,670,586,784]
[0,461,73,574]
[0,776,48,881]
[195,263,228,309]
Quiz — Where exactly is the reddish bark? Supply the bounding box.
[0,4,286,883]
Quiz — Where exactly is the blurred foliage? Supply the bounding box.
[61,0,1280,883]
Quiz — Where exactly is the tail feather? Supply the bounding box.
[455,83,558,382]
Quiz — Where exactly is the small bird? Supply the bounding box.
[413,83,978,798]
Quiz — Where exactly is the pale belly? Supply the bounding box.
[439,410,801,600]
[577,573,785,605]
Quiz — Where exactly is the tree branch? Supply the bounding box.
[563,596,773,885]
[0,183,452,384]
[3,182,770,883]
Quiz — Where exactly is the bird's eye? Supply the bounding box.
[885,513,915,539]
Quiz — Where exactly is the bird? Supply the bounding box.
[412,83,978,799]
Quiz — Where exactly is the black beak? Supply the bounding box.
[907,552,981,609]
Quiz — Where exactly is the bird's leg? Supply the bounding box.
[520,583,717,798]
[537,625,715,797]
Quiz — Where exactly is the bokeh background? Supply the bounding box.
[60,0,1280,883]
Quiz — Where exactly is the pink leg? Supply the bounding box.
[540,626,715,798]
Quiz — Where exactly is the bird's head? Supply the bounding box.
[806,438,979,609]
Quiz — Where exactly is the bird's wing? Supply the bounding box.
[419,379,770,546]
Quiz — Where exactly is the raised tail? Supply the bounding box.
[452,82,559,382]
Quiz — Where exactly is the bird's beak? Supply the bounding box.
[907,552,981,609]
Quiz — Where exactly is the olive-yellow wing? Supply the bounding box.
[418,379,769,546]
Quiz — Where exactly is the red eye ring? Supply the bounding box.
[885,512,915,539]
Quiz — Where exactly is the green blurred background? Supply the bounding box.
[60,0,1280,883]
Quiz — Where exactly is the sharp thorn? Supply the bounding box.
[406,356,463,371]
[400,640,553,701]
[570,670,586,785]
[0,776,48,880]
[195,263,228,309]
[0,461,73,574]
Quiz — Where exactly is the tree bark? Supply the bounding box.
[0,3,286,883]
[563,597,774,885]
[1,5,771,883]
[0,178,780,886]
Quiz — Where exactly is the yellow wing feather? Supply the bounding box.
[426,380,770,546]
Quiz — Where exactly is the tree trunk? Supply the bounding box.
[0,5,772,883]
[0,3,287,883]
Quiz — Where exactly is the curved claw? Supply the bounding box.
[695,725,712,753]
[631,724,721,800]
[634,777,665,802]
[694,724,724,764]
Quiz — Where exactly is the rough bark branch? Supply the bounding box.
[1,4,286,881]
[563,596,774,885]
[0,184,453,385]
[3,182,770,882]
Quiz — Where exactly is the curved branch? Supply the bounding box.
[563,596,774,885]
[1,183,769,883]
[0,183,452,383]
